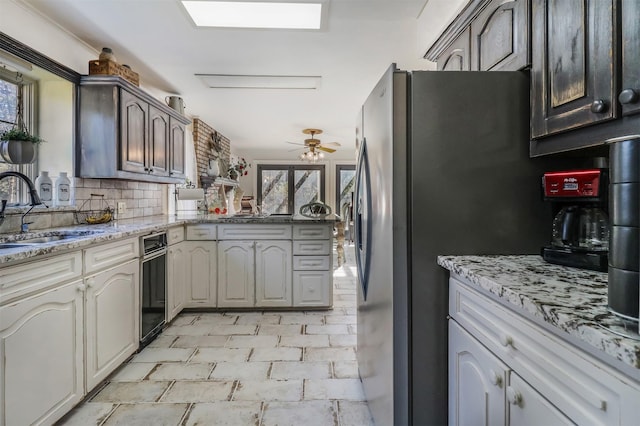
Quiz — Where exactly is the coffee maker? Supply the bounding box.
[542,169,609,272]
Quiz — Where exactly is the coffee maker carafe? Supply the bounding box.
[542,169,609,272]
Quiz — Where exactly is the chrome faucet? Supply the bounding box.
[0,171,43,232]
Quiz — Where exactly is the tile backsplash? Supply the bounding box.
[0,177,167,233]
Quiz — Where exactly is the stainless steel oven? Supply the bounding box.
[140,232,167,347]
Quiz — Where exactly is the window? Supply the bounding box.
[0,70,36,205]
[336,164,355,219]
[257,164,325,215]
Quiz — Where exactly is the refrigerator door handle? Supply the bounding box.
[355,137,372,300]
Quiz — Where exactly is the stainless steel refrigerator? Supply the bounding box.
[355,65,567,426]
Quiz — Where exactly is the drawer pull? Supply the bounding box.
[489,369,502,387]
[499,333,514,347]
[506,387,522,406]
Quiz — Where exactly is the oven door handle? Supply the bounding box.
[143,248,167,262]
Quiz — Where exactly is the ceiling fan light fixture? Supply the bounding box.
[182,1,322,29]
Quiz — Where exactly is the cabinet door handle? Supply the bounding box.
[619,89,639,105]
[255,243,262,248]
[76,284,86,292]
[86,278,95,288]
[506,386,523,406]
[499,333,514,348]
[590,99,607,113]
[488,369,503,387]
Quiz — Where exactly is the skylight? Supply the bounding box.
[181,1,322,29]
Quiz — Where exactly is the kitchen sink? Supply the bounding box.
[0,229,106,248]
[0,243,32,249]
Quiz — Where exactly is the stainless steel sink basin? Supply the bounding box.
[18,235,68,244]
[0,243,32,249]
[0,229,106,249]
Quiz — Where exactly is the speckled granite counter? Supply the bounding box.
[0,213,338,265]
[438,255,640,378]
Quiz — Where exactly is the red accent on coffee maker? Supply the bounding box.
[543,169,604,199]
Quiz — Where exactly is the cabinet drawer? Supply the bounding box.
[0,252,83,304]
[293,224,332,240]
[218,224,291,240]
[293,240,331,255]
[167,226,185,245]
[84,237,139,275]
[186,224,217,240]
[293,255,330,270]
[449,277,640,426]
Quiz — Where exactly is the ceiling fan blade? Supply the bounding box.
[285,141,305,146]
[323,142,341,147]
[317,146,336,153]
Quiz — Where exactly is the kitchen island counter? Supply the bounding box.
[438,255,640,379]
[0,213,338,265]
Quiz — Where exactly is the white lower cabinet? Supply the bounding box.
[167,242,186,321]
[218,240,256,307]
[184,240,217,307]
[0,280,85,426]
[84,259,140,390]
[293,270,331,306]
[449,275,640,426]
[255,240,292,307]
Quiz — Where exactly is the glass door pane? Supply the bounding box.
[294,169,321,213]
[260,169,289,215]
[336,166,355,218]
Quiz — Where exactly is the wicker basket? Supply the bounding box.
[88,59,140,86]
[75,194,114,225]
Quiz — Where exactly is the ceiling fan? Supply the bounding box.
[286,128,341,161]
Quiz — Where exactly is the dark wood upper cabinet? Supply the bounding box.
[531,0,616,139]
[620,0,640,117]
[78,76,189,183]
[437,28,470,71]
[470,0,529,71]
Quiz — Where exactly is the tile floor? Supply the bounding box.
[58,245,373,426]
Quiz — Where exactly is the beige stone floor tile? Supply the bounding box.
[92,381,171,403]
[190,347,251,363]
[57,402,116,425]
[250,347,302,362]
[333,361,360,379]
[324,315,356,325]
[161,381,235,402]
[279,314,325,325]
[170,314,199,326]
[305,324,349,335]
[234,313,282,325]
[233,380,303,402]
[206,324,258,335]
[171,335,228,348]
[226,335,279,348]
[147,363,214,381]
[210,361,271,380]
[261,400,337,426]
[348,324,357,334]
[257,324,303,336]
[130,348,196,363]
[304,379,366,401]
[185,401,263,426]
[303,310,331,316]
[146,335,178,348]
[341,308,357,316]
[338,401,375,426]
[102,403,189,426]
[305,347,356,362]
[193,314,238,325]
[109,362,157,382]
[279,334,330,348]
[161,324,221,337]
[270,361,331,380]
[329,334,357,347]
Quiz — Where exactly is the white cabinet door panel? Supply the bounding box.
[0,280,84,426]
[167,243,186,321]
[293,270,331,307]
[184,241,217,307]
[256,240,292,307]
[507,371,574,426]
[218,240,255,307]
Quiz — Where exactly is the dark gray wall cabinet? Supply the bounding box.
[437,28,470,71]
[78,76,189,183]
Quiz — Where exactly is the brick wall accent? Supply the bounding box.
[193,118,231,186]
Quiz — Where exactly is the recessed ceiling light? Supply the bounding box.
[181,1,322,29]
[197,74,322,89]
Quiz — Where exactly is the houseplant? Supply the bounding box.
[0,127,43,164]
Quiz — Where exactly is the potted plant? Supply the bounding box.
[0,127,43,164]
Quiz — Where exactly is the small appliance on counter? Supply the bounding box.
[541,168,609,272]
[608,137,640,323]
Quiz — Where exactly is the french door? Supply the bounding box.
[257,164,325,215]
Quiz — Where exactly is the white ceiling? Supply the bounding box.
[22,0,465,160]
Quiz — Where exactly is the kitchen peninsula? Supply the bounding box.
[0,214,336,425]
[439,255,640,425]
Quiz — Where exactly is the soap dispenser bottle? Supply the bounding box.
[54,172,71,206]
[35,171,53,203]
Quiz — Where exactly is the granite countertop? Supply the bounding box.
[437,255,640,378]
[0,213,339,265]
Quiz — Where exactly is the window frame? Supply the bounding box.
[257,164,326,215]
[335,164,355,218]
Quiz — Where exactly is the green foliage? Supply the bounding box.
[0,127,44,143]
